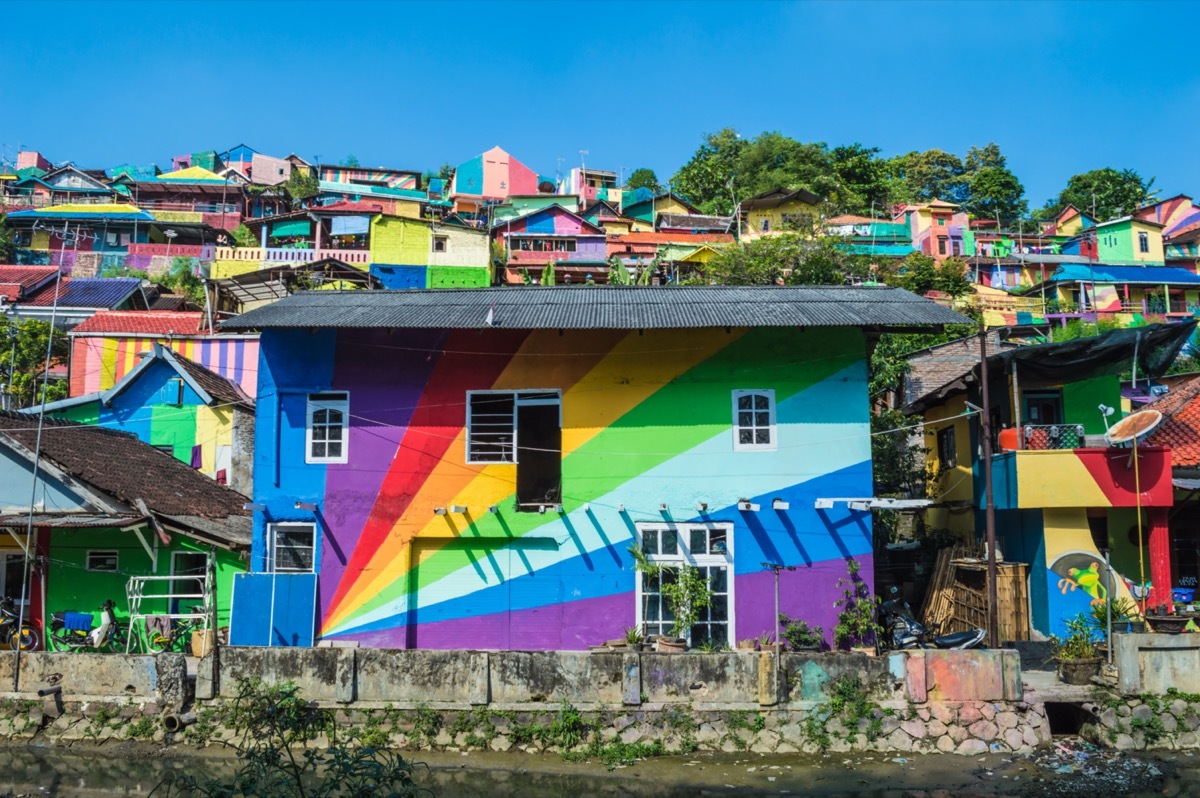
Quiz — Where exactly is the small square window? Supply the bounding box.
[87,551,119,573]
[269,523,316,573]
[732,390,776,451]
[760,219,770,232]
[432,235,448,253]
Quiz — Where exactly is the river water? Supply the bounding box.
[0,741,1194,797]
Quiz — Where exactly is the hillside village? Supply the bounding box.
[0,138,1199,682]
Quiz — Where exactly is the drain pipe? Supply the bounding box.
[163,712,197,733]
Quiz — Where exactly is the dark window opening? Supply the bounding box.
[937,426,957,469]
[516,401,561,508]
[1023,390,1064,425]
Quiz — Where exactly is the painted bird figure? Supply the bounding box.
[1068,563,1107,602]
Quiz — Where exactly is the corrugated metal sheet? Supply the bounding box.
[221,286,972,331]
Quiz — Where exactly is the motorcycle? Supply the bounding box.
[48,600,125,652]
[0,596,39,651]
[878,587,986,651]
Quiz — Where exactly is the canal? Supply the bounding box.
[0,740,1191,797]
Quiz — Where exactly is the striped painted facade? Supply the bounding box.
[70,334,260,398]
[248,324,876,649]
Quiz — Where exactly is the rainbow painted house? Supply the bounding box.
[222,286,967,649]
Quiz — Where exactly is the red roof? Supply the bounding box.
[1147,376,1200,467]
[827,215,880,226]
[70,310,208,336]
[0,266,58,301]
[608,232,734,245]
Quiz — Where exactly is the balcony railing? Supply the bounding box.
[1022,424,1086,450]
[212,247,370,264]
[138,200,240,214]
[127,243,216,259]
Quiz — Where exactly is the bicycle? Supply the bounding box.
[140,606,207,654]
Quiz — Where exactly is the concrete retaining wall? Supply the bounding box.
[0,652,187,704]
[1114,633,1200,695]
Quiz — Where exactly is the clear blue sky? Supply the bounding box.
[5,0,1198,209]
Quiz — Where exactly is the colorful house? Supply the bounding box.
[623,192,702,227]
[0,410,250,643]
[450,146,543,216]
[1135,195,1200,239]
[557,167,622,207]
[32,343,255,496]
[737,187,822,241]
[114,166,244,231]
[1145,376,1200,594]
[67,310,259,399]
[1039,205,1096,238]
[1020,264,1200,325]
[5,275,147,330]
[905,323,1194,636]
[1094,216,1167,266]
[8,166,114,208]
[899,200,968,260]
[492,205,608,284]
[7,203,158,272]
[220,285,968,649]
[825,214,916,260]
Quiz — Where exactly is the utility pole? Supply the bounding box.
[979,326,1000,648]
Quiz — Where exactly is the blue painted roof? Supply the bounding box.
[24,278,142,309]
[317,181,426,201]
[6,208,154,221]
[1049,264,1200,285]
[842,243,917,256]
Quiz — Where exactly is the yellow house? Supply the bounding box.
[737,187,822,241]
[1041,204,1096,238]
[621,192,701,226]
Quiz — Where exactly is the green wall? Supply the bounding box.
[149,404,198,461]
[428,265,490,288]
[1062,376,1122,434]
[46,528,244,630]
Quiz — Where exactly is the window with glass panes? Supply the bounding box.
[306,392,349,464]
[636,524,733,647]
[732,389,776,451]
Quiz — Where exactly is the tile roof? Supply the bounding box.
[222,285,973,332]
[904,332,1007,407]
[169,348,253,408]
[0,266,59,301]
[1147,376,1200,467]
[67,310,207,335]
[0,411,249,527]
[20,277,142,308]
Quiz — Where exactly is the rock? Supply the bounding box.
[948,724,969,744]
[979,703,996,721]
[434,731,452,747]
[695,724,721,744]
[613,714,635,731]
[967,720,999,742]
[927,720,947,737]
[930,703,955,725]
[1022,726,1040,748]
[1184,714,1200,732]
[900,720,926,740]
[917,708,931,722]
[1100,708,1119,729]
[1132,705,1154,722]
[1162,714,1179,733]
[957,739,989,755]
[959,705,983,725]
[1178,732,1197,747]
[879,715,901,736]
[886,729,914,752]
[1028,702,1046,716]
[996,711,1019,730]
[1004,728,1025,750]
[936,734,956,753]
[1170,699,1188,718]
[489,736,511,752]
[1118,705,1132,717]
[620,726,641,745]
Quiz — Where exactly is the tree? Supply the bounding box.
[829,143,894,216]
[965,165,1027,222]
[231,224,258,248]
[159,256,207,305]
[886,149,966,205]
[0,212,14,263]
[283,169,319,202]
[340,154,360,167]
[964,142,1007,172]
[697,234,872,286]
[625,168,661,193]
[670,128,748,215]
[1041,167,1156,222]
[0,316,69,410]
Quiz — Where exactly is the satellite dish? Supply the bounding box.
[1105,409,1163,446]
[537,180,556,194]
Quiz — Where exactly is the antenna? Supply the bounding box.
[1105,409,1163,447]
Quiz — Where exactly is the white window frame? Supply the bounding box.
[86,550,119,573]
[306,392,349,465]
[267,522,317,574]
[465,389,561,465]
[732,389,777,452]
[634,523,734,647]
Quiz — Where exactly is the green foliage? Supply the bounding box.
[284,169,320,202]
[0,212,14,263]
[153,679,431,797]
[880,252,972,298]
[966,166,1027,222]
[802,674,890,750]
[660,564,714,641]
[128,716,156,739]
[697,233,872,286]
[340,154,361,167]
[1050,613,1101,660]
[1088,596,1139,640]
[833,558,881,649]
[0,315,70,410]
[1042,167,1155,222]
[231,223,258,248]
[624,626,643,646]
[778,614,824,650]
[1050,315,1126,343]
[158,256,207,305]
[887,148,966,204]
[625,168,661,193]
[669,128,748,215]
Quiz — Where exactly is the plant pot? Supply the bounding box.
[656,636,687,653]
[736,639,758,651]
[1145,614,1189,635]
[1056,656,1102,685]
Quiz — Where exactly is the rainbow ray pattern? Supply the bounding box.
[251,325,876,649]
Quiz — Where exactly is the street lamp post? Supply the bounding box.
[164,229,178,259]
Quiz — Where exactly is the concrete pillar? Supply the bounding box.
[469,652,489,705]
[195,649,217,700]
[335,649,356,704]
[1148,507,1173,610]
[757,652,777,706]
[622,653,641,705]
[260,225,268,248]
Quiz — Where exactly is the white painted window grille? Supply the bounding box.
[732,389,776,451]
[306,392,349,464]
[635,523,733,647]
[268,523,316,573]
[465,390,560,464]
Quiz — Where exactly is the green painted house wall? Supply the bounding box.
[369,216,430,265]
[46,528,244,631]
[1062,376,1122,435]
[428,265,490,288]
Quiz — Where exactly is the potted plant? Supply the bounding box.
[624,626,645,652]
[736,638,759,651]
[1089,596,1140,646]
[833,558,881,652]
[658,564,713,653]
[779,614,824,652]
[1051,613,1103,685]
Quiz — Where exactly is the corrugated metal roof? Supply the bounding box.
[221,286,972,331]
[1049,264,1200,285]
[21,277,142,308]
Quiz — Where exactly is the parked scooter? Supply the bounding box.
[878,587,986,651]
[47,600,124,652]
[0,596,39,651]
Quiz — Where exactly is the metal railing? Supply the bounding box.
[1023,424,1086,450]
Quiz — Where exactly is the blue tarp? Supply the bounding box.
[63,612,93,632]
[330,215,370,235]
